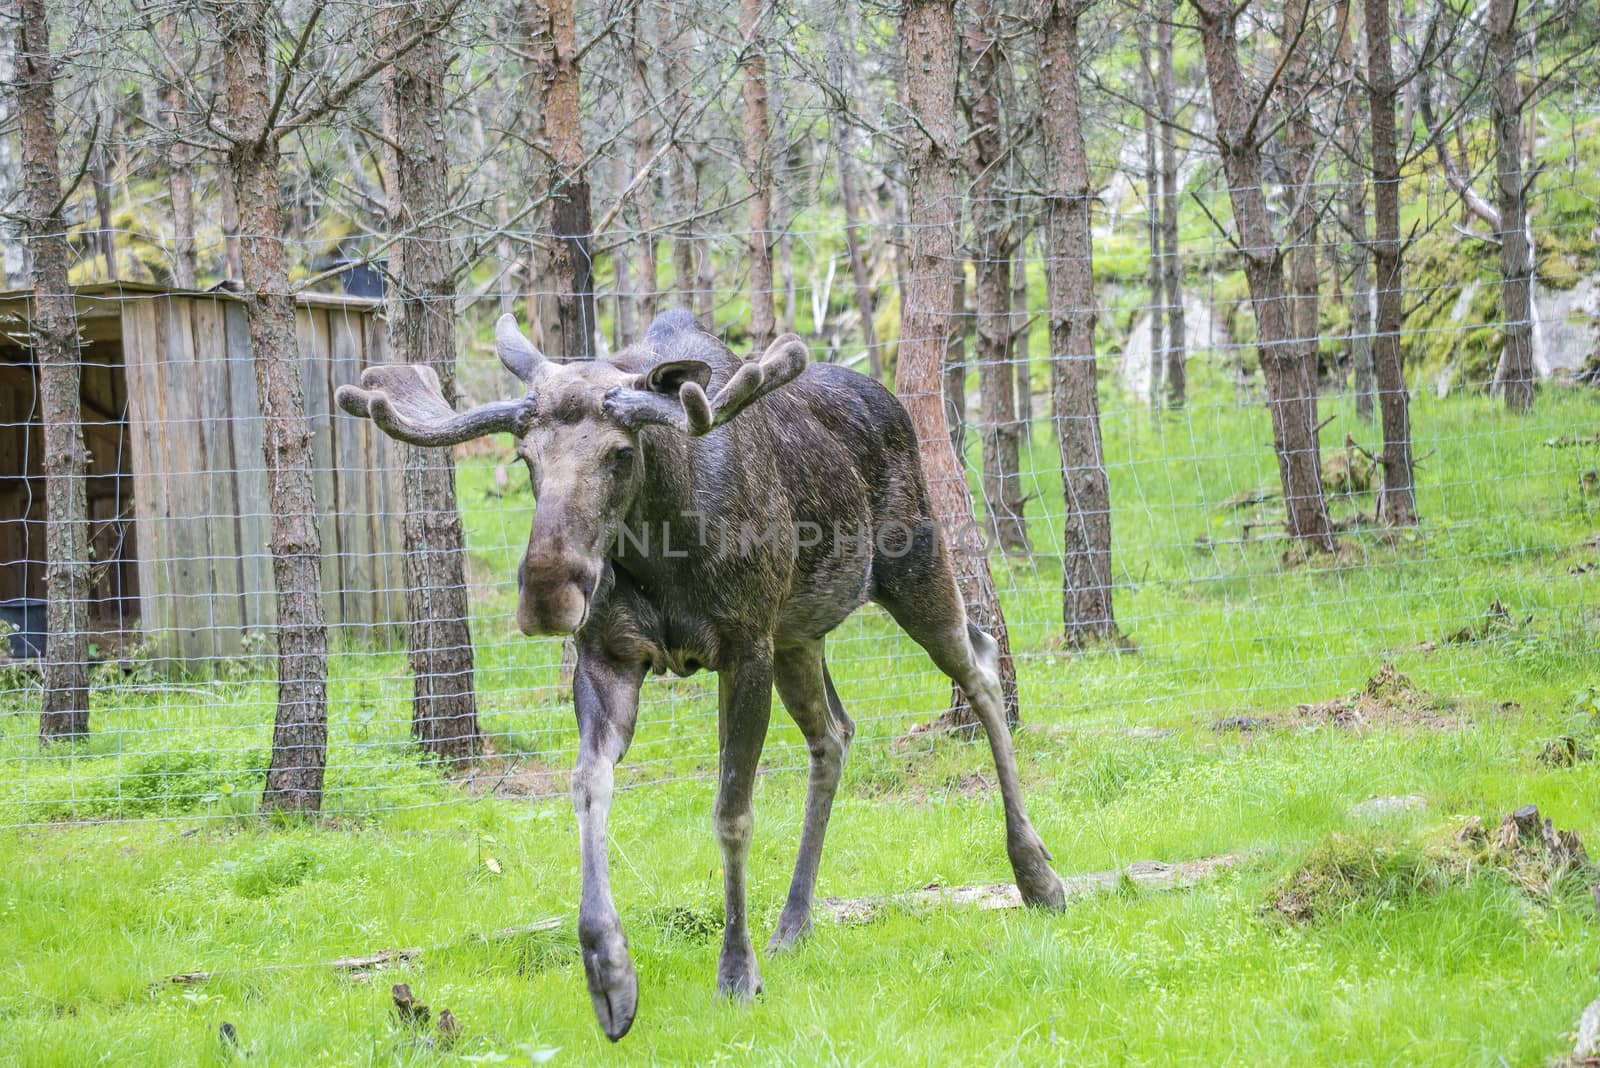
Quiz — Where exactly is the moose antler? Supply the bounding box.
[335,364,537,447]
[605,333,808,436]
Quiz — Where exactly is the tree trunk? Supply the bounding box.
[1396,1,1416,136]
[211,62,244,281]
[771,79,796,335]
[1418,66,1503,237]
[1011,224,1033,431]
[1344,155,1375,420]
[1333,1,1373,421]
[523,0,596,360]
[1336,0,1374,419]
[834,124,879,379]
[677,165,708,321]
[208,0,329,812]
[965,0,1029,553]
[217,133,243,279]
[90,122,117,280]
[627,3,658,325]
[1156,0,1186,407]
[1364,0,1417,525]
[1139,16,1165,409]
[739,0,776,345]
[660,10,699,315]
[613,164,636,344]
[829,16,880,374]
[610,143,635,345]
[1039,0,1120,645]
[1280,0,1320,392]
[891,162,911,340]
[1192,0,1335,551]
[661,4,715,325]
[160,16,197,289]
[384,0,481,760]
[837,130,880,376]
[471,19,518,316]
[1487,0,1535,410]
[898,0,1019,726]
[692,151,717,323]
[0,33,27,288]
[18,0,90,740]
[943,271,969,456]
[669,143,698,312]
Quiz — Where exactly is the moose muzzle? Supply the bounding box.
[516,557,598,636]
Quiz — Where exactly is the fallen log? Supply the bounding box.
[1555,996,1600,1067]
[818,855,1243,925]
[164,917,563,985]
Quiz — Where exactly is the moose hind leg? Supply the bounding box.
[714,649,774,998]
[768,641,855,953]
[930,617,1063,907]
[874,565,1066,908]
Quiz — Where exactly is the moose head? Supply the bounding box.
[335,313,808,637]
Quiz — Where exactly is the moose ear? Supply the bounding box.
[603,335,806,437]
[635,359,713,396]
[495,314,547,384]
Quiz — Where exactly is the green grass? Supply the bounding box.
[1,373,1597,1065]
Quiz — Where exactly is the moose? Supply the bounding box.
[336,310,1067,1040]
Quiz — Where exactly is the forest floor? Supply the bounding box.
[1,377,1598,1065]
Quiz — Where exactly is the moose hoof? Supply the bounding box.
[1016,864,1068,910]
[1010,836,1067,910]
[716,942,763,1001]
[581,930,639,1041]
[765,907,813,955]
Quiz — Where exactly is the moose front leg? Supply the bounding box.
[571,652,647,1041]
[768,640,854,952]
[714,647,774,999]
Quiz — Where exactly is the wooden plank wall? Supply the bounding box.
[120,299,170,644]
[0,333,136,617]
[223,301,274,635]
[0,344,42,604]
[80,337,137,620]
[362,312,406,632]
[320,303,403,643]
[121,294,404,661]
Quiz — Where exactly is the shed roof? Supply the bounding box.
[0,280,385,323]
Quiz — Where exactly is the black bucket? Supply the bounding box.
[0,598,47,659]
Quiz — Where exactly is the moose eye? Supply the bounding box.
[611,445,636,467]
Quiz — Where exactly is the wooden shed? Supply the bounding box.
[0,282,407,661]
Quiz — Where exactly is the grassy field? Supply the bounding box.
[1,373,1597,1065]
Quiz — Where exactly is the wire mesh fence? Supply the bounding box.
[0,164,1597,828]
